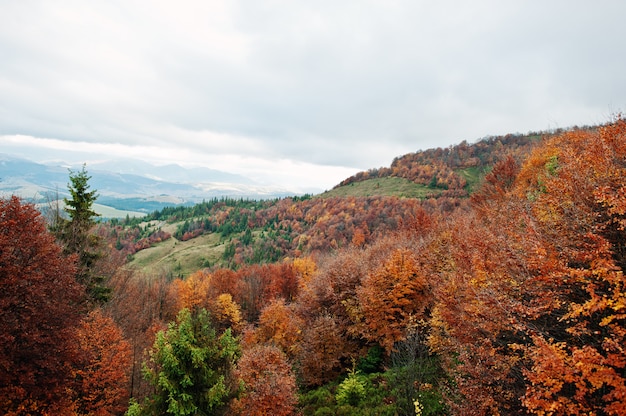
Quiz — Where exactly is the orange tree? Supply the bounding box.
[357,248,431,354]
[516,119,626,415]
[71,308,132,415]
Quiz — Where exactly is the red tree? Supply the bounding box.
[0,196,84,414]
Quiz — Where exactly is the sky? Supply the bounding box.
[1,0,625,192]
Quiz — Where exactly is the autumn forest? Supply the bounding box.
[1,118,625,415]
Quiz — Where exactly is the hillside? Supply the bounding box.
[101,120,626,416]
[320,176,439,198]
[330,130,558,198]
[118,130,551,273]
[118,129,570,275]
[121,194,439,276]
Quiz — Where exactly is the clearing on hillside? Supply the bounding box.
[320,177,439,198]
[128,232,224,278]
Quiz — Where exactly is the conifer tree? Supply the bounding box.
[131,308,240,415]
[57,164,110,303]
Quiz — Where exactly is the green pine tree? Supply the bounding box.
[131,308,240,415]
[56,164,110,303]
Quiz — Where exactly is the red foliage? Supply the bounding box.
[296,314,352,386]
[106,270,172,401]
[0,196,84,414]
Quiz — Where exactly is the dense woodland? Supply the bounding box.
[1,119,625,415]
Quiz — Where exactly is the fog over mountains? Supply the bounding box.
[0,154,308,216]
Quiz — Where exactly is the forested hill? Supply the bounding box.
[111,125,593,273]
[330,127,590,198]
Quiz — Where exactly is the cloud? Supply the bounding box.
[1,0,625,188]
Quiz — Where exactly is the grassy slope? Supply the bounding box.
[128,232,225,277]
[320,176,439,198]
[456,166,487,192]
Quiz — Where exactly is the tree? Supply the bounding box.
[64,164,100,227]
[297,314,350,387]
[107,270,173,401]
[252,298,303,360]
[335,368,367,407]
[170,270,212,313]
[357,248,430,354]
[210,293,243,333]
[230,345,297,416]
[0,196,84,414]
[71,308,132,415]
[425,119,626,415]
[57,164,110,303]
[514,119,626,415]
[135,308,240,415]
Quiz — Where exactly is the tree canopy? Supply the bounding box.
[0,196,83,414]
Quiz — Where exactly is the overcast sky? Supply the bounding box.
[1,0,624,191]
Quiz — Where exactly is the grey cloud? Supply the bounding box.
[1,0,625,185]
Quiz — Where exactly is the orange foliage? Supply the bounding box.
[71,308,132,415]
[252,298,303,360]
[523,335,626,416]
[171,269,212,312]
[515,119,626,415]
[357,248,430,353]
[211,293,243,332]
[428,119,626,414]
[426,211,534,415]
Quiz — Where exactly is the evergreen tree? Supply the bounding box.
[57,164,110,303]
[130,308,240,415]
[65,164,99,226]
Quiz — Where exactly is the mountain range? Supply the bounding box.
[0,154,305,216]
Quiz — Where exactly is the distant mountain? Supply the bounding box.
[0,154,302,215]
[87,158,256,185]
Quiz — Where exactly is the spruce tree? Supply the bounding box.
[58,164,110,303]
[130,308,240,415]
